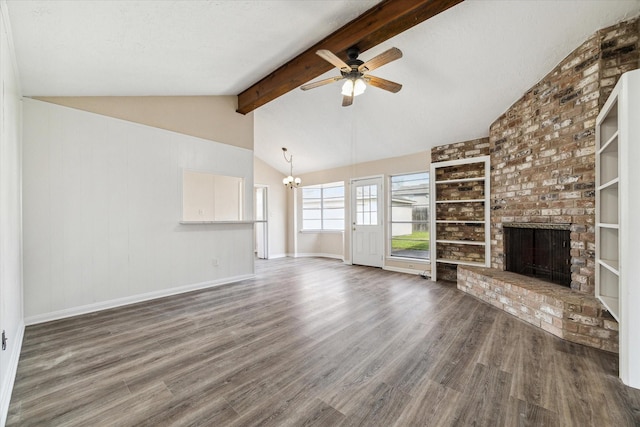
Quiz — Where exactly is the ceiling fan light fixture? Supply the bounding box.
[353,78,366,96]
[301,47,402,106]
[341,79,354,96]
[341,78,366,97]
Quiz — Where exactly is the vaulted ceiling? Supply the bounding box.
[6,0,640,175]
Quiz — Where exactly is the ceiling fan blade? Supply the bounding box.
[358,47,402,73]
[317,49,350,72]
[300,76,343,91]
[342,95,353,107]
[365,75,402,93]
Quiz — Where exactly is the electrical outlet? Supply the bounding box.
[408,264,414,269]
[211,258,219,267]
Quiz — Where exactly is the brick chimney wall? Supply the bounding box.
[489,17,639,294]
[431,17,639,291]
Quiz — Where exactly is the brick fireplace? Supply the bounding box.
[431,17,639,352]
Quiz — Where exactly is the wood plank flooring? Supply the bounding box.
[7,257,640,426]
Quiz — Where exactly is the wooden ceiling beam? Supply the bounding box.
[236,0,463,114]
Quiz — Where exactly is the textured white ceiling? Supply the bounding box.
[6,0,381,95]
[6,0,640,175]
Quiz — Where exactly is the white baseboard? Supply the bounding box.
[294,253,344,261]
[383,265,428,276]
[0,320,24,427]
[267,253,287,259]
[24,274,254,326]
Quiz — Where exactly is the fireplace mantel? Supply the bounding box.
[502,223,571,230]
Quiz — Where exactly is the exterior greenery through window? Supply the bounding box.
[390,172,429,259]
[301,182,345,231]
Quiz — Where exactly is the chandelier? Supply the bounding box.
[281,147,301,189]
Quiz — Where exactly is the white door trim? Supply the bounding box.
[254,185,268,259]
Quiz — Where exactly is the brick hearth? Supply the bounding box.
[458,266,618,352]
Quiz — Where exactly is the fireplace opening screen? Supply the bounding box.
[504,225,571,287]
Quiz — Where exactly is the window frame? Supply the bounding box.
[388,171,430,260]
[300,181,345,232]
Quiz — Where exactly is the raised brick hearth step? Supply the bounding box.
[457,266,618,353]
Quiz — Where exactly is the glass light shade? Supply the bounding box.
[282,177,288,185]
[294,177,302,185]
[353,78,366,96]
[341,79,354,96]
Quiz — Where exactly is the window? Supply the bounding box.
[389,172,429,259]
[302,182,345,231]
[355,184,378,225]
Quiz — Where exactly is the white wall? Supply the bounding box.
[22,99,254,323]
[0,2,23,424]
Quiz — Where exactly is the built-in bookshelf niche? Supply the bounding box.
[430,156,490,281]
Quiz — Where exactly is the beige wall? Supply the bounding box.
[34,96,253,150]
[301,152,429,186]
[295,150,431,273]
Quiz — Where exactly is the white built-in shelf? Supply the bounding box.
[598,130,618,154]
[436,239,486,246]
[596,223,620,229]
[598,258,620,275]
[598,178,619,191]
[595,69,640,388]
[430,156,491,281]
[435,177,485,184]
[435,199,485,204]
[436,258,486,267]
[599,295,620,322]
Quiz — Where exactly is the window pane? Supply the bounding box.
[391,172,429,192]
[390,172,430,260]
[323,219,344,230]
[302,187,321,199]
[303,219,322,230]
[324,197,344,209]
[323,208,344,220]
[301,182,345,231]
[303,209,321,220]
[323,185,344,198]
[355,184,378,225]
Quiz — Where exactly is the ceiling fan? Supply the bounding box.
[300,46,403,107]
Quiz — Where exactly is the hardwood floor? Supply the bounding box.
[7,257,640,426]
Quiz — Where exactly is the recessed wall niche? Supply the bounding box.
[182,170,244,222]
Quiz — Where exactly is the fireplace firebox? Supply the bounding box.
[504,223,571,287]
